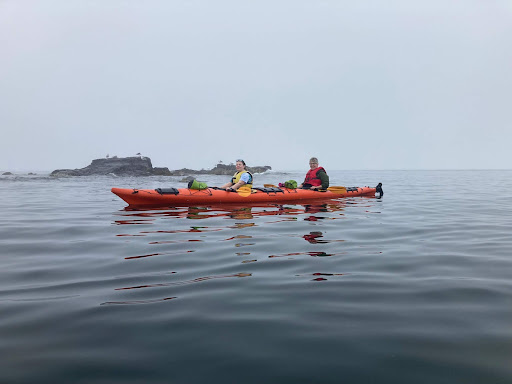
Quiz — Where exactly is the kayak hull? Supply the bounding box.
[111,186,378,207]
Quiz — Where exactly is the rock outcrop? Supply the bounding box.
[169,163,271,176]
[50,157,271,177]
[2,172,13,175]
[51,157,172,177]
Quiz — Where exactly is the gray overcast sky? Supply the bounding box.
[1,0,511,171]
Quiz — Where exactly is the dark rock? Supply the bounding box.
[152,167,172,176]
[168,168,202,176]
[2,172,13,175]
[51,156,172,177]
[28,173,36,175]
[169,163,271,176]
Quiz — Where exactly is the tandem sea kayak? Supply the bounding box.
[111,184,383,208]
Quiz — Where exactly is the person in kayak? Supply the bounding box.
[299,157,329,190]
[221,159,253,191]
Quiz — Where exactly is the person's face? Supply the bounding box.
[309,161,318,169]
[236,161,245,171]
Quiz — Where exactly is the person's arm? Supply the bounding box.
[221,181,234,189]
[318,170,329,189]
[227,173,251,191]
[299,174,307,188]
[231,173,251,190]
[230,179,246,190]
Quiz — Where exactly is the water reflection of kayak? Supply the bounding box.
[111,184,382,208]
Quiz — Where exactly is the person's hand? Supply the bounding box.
[226,187,234,192]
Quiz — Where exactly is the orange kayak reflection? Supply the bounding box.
[114,202,349,225]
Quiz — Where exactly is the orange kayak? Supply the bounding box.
[111,185,382,207]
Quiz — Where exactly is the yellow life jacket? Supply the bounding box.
[231,170,253,188]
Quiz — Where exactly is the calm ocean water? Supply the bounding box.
[1,170,511,384]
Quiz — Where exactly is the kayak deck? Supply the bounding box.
[111,185,379,208]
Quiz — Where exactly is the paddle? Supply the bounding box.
[237,186,252,197]
[226,186,252,197]
[327,186,347,194]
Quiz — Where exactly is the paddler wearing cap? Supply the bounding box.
[220,159,253,191]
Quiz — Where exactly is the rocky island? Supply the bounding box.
[50,156,271,177]
[51,156,172,177]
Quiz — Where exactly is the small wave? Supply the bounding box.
[101,296,177,305]
[115,273,252,291]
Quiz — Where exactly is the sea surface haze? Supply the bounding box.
[0,170,511,384]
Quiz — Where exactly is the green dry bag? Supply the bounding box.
[188,179,208,190]
[284,180,298,189]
